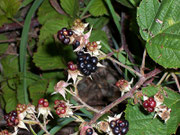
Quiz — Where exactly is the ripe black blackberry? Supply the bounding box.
[77,52,98,76]
[57,28,73,44]
[86,128,93,135]
[109,119,129,135]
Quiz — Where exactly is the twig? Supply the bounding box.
[157,72,168,85]
[140,49,147,75]
[32,113,50,135]
[49,0,67,15]
[0,19,39,33]
[65,88,100,113]
[89,68,162,125]
[0,38,20,44]
[100,51,142,77]
[171,73,180,93]
[121,12,140,73]
[82,14,91,20]
[107,56,142,77]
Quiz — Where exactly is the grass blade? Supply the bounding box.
[19,0,44,104]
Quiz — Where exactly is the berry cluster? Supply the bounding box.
[0,130,9,135]
[57,28,73,44]
[109,119,129,135]
[68,61,77,71]
[86,42,98,52]
[77,51,98,76]
[54,100,67,116]
[4,110,19,127]
[143,97,156,112]
[16,104,27,114]
[38,98,49,107]
[86,128,93,135]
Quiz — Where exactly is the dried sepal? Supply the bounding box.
[52,80,71,99]
[154,91,164,107]
[116,78,133,96]
[67,69,83,84]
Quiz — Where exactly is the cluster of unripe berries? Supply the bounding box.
[77,51,98,76]
[109,119,129,135]
[38,98,49,107]
[57,28,73,44]
[143,97,156,112]
[86,128,93,135]
[86,42,98,52]
[4,110,19,127]
[16,104,27,114]
[54,100,67,116]
[0,130,10,135]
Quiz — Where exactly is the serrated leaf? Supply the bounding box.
[125,86,180,135]
[86,16,109,29]
[1,55,19,77]
[38,0,62,24]
[17,72,41,104]
[0,0,21,25]
[60,0,79,17]
[1,79,17,113]
[0,34,8,55]
[116,0,134,8]
[90,29,109,53]
[38,15,69,45]
[89,0,108,16]
[137,0,180,68]
[33,40,66,70]
[28,79,48,105]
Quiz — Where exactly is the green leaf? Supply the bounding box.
[116,0,134,8]
[33,39,66,70]
[1,55,19,77]
[86,16,109,29]
[89,0,108,16]
[60,0,79,18]
[17,72,41,104]
[38,0,62,24]
[125,86,180,135]
[137,0,180,68]
[28,79,48,105]
[20,0,34,8]
[1,79,17,113]
[38,15,69,45]
[0,0,21,18]
[90,29,109,53]
[0,34,9,55]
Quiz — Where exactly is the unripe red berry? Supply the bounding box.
[143,100,149,108]
[60,109,66,114]
[38,98,44,105]
[149,100,156,108]
[43,100,49,107]
[148,97,154,102]
[54,100,59,105]
[147,107,154,112]
[56,109,61,115]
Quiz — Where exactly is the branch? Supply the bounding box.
[121,12,140,73]
[140,49,147,75]
[66,88,100,113]
[89,68,162,125]
[171,73,180,93]
[0,38,20,44]
[49,0,67,15]
[0,19,39,33]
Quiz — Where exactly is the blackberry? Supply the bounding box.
[86,128,93,135]
[91,65,97,72]
[63,37,70,44]
[124,120,129,127]
[110,120,116,128]
[73,40,80,50]
[91,57,98,64]
[113,126,120,134]
[121,127,128,134]
[77,53,98,76]
[68,30,73,36]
